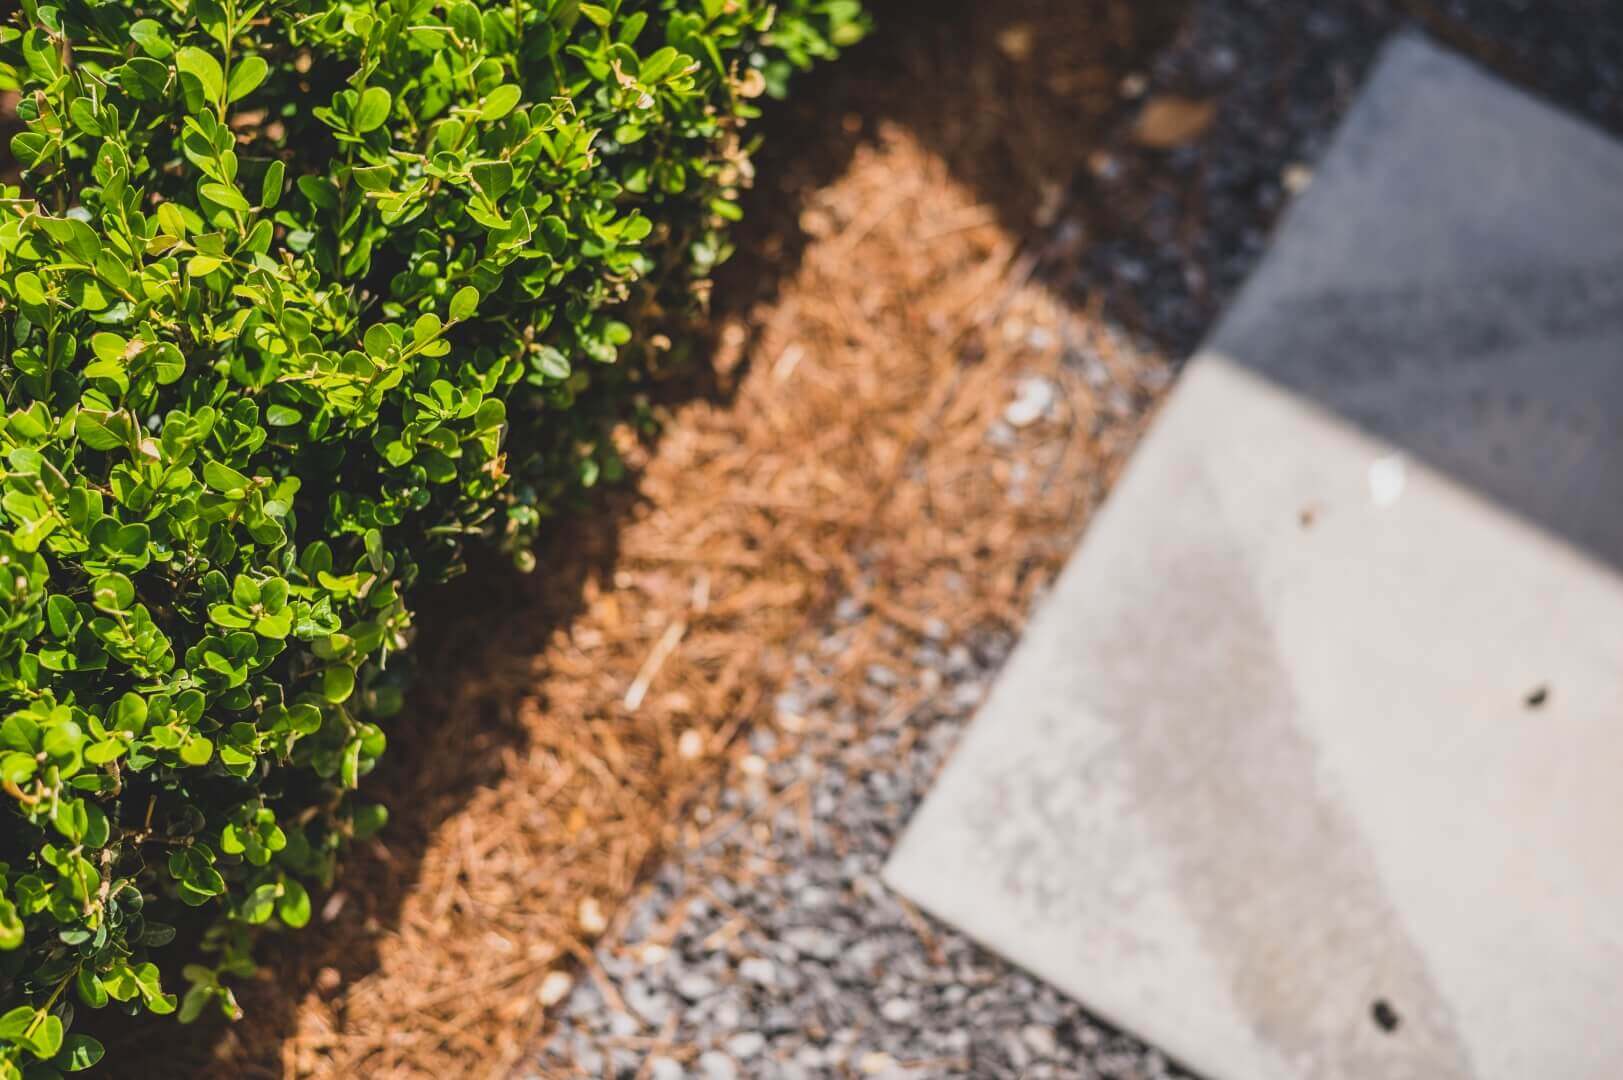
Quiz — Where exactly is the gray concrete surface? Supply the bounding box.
[885,34,1623,1080]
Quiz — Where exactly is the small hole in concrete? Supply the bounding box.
[1525,685,1549,709]
[1372,999,1400,1033]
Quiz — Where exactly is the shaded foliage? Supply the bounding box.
[0,0,863,1072]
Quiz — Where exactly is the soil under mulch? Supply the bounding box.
[100,0,1623,1076]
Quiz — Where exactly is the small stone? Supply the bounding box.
[738,956,777,986]
[649,1057,684,1080]
[537,970,574,1008]
[880,998,917,1023]
[726,1032,767,1059]
[1003,376,1056,428]
[1022,1023,1059,1058]
[624,981,671,1025]
[1002,1030,1033,1070]
[781,927,840,960]
[1132,95,1216,148]
[865,663,899,689]
[676,973,719,1001]
[698,1050,739,1080]
[577,897,608,936]
[1283,162,1314,195]
[858,1050,897,1075]
[710,999,743,1030]
[678,728,707,759]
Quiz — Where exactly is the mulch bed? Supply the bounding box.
[99,0,1623,1075]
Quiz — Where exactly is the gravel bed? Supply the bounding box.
[531,3,1623,1077]
[534,615,1189,1080]
[1073,0,1623,357]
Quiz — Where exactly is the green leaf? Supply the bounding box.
[412,313,442,344]
[203,460,251,494]
[350,165,393,193]
[321,666,355,703]
[469,160,514,201]
[175,46,224,105]
[0,898,22,950]
[260,159,286,209]
[149,342,186,384]
[208,604,253,629]
[352,86,392,133]
[129,19,174,59]
[75,969,108,1010]
[200,182,251,214]
[448,285,479,322]
[179,738,213,766]
[0,1006,33,1039]
[226,55,268,102]
[75,411,125,452]
[14,271,46,307]
[254,607,293,639]
[10,132,50,169]
[25,1013,63,1059]
[91,573,134,613]
[479,84,522,121]
[55,1033,104,1071]
[21,29,61,82]
[69,98,104,136]
[277,878,311,928]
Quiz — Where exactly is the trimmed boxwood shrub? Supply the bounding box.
[0,0,863,1071]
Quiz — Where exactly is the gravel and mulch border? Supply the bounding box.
[109,0,1623,1076]
[532,2,1623,1078]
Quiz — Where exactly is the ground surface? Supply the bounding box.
[533,3,1623,1079]
[105,1,1623,1077]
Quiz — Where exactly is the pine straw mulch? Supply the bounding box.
[108,1,1187,1075]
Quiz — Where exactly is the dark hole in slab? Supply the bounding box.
[1372,999,1401,1033]
[1525,684,1549,708]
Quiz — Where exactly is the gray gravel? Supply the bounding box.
[534,615,1189,1079]
[1073,0,1623,356]
[529,3,1623,1077]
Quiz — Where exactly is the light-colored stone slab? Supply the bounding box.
[884,34,1623,1080]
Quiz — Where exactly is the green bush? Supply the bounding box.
[0,0,863,1071]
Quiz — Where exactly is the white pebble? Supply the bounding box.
[1022,1023,1059,1057]
[726,1032,766,1058]
[1003,376,1057,428]
[880,997,917,1023]
[536,970,574,1007]
[577,896,608,935]
[678,728,706,759]
[858,1050,897,1075]
[698,1050,739,1080]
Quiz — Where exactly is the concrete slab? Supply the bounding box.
[883,34,1623,1080]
